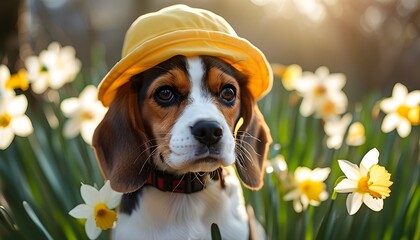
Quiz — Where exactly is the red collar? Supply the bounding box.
[146,168,222,194]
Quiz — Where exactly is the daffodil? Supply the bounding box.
[69,180,122,240]
[0,93,33,150]
[380,83,420,138]
[324,113,365,149]
[0,65,14,96]
[267,154,288,182]
[284,166,330,213]
[7,69,29,91]
[294,66,348,120]
[334,148,393,215]
[25,42,81,94]
[271,63,302,91]
[60,85,107,145]
[346,121,366,146]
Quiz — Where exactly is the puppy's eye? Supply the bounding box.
[219,84,236,106]
[155,86,176,106]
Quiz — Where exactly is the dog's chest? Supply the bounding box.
[112,168,249,240]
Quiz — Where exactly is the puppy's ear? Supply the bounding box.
[92,85,152,193]
[235,88,272,190]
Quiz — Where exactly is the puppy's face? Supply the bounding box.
[93,55,271,193]
[136,56,241,174]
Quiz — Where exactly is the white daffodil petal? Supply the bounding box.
[325,73,346,91]
[309,200,321,206]
[315,66,329,78]
[327,135,342,149]
[99,181,112,203]
[337,160,361,180]
[7,95,28,116]
[392,83,408,100]
[81,121,97,145]
[299,97,316,117]
[80,85,98,104]
[81,184,100,206]
[69,204,93,219]
[294,74,318,94]
[293,199,303,213]
[300,195,309,210]
[60,98,80,117]
[0,65,10,85]
[346,192,363,215]
[310,168,331,182]
[381,113,400,133]
[11,115,33,136]
[380,98,399,113]
[284,189,301,201]
[363,194,383,212]
[49,71,67,89]
[0,127,14,150]
[85,216,102,240]
[406,90,420,107]
[31,76,49,94]
[396,120,411,138]
[360,148,379,170]
[63,119,81,138]
[107,192,123,210]
[323,120,338,136]
[334,179,358,193]
[295,167,312,181]
[319,190,329,201]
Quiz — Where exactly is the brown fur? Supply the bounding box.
[93,56,271,193]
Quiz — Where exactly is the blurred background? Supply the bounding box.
[0,0,419,103]
[0,1,419,239]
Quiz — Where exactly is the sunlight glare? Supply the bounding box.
[293,0,326,22]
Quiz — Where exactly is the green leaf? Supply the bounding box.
[211,223,222,240]
[0,205,19,232]
[22,201,53,240]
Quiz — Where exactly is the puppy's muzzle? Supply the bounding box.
[191,121,223,146]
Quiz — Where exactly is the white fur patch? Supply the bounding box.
[113,167,249,240]
[165,57,236,173]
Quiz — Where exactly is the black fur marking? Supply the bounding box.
[119,189,142,215]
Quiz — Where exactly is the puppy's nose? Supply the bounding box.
[191,121,223,146]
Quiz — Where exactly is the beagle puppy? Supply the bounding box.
[93,55,271,239]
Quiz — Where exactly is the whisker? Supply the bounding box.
[171,173,187,195]
[236,131,261,142]
[238,139,261,157]
[193,172,206,187]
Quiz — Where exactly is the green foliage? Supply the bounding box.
[243,78,419,240]
[0,62,418,240]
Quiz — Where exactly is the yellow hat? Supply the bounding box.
[98,4,272,106]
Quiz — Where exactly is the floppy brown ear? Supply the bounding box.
[235,89,272,190]
[92,85,152,193]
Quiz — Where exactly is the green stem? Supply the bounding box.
[315,198,335,240]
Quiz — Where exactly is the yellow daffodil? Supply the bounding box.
[25,42,81,94]
[0,65,33,149]
[334,148,393,215]
[69,180,122,240]
[346,121,366,146]
[284,166,330,213]
[324,113,365,149]
[271,63,302,91]
[0,64,29,92]
[380,83,420,138]
[7,69,29,91]
[60,85,107,145]
[294,66,348,120]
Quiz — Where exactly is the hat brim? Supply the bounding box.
[98,29,272,107]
